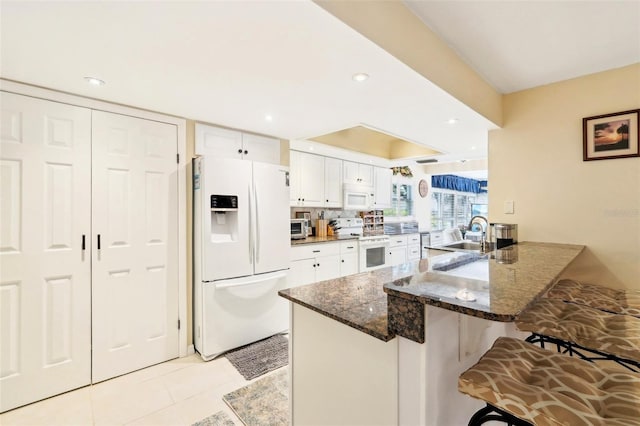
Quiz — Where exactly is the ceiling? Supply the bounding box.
[1,1,637,167]
[405,0,640,94]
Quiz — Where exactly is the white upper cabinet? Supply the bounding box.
[242,133,281,164]
[372,167,392,208]
[290,150,325,207]
[343,160,373,186]
[195,123,280,164]
[323,157,343,208]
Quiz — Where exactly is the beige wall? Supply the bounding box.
[489,64,640,289]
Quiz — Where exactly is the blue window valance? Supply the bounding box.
[431,175,487,194]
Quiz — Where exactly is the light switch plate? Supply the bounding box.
[504,200,514,214]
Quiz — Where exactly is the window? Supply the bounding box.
[431,190,475,230]
[384,183,413,217]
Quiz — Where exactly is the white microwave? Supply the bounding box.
[343,184,372,210]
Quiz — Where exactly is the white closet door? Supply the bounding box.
[0,92,91,412]
[91,111,179,383]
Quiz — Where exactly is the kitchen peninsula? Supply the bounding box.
[279,242,584,426]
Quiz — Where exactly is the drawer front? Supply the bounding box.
[407,244,421,260]
[407,233,420,244]
[430,231,444,246]
[291,242,341,261]
[389,235,408,247]
[339,241,359,254]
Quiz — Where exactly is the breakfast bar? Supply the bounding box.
[279,242,585,425]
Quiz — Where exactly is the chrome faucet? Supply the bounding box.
[468,215,489,250]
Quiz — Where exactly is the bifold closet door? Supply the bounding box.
[0,92,92,412]
[91,110,179,383]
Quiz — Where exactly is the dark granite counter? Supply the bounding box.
[291,235,359,246]
[279,242,584,343]
[279,262,425,341]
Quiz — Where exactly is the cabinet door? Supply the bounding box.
[389,246,407,266]
[340,252,359,277]
[91,111,179,383]
[343,160,360,184]
[289,258,316,288]
[324,157,343,207]
[289,150,302,205]
[358,163,374,186]
[315,254,341,282]
[242,133,280,164]
[373,167,392,208]
[0,92,92,412]
[407,244,421,261]
[299,152,324,207]
[195,123,242,159]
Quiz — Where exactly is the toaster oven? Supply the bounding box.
[290,219,307,240]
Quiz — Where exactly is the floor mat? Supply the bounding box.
[192,410,236,426]
[224,334,288,380]
[223,368,288,426]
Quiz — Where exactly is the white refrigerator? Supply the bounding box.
[193,156,290,360]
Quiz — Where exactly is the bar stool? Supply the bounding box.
[515,298,640,372]
[546,278,640,318]
[459,337,640,426]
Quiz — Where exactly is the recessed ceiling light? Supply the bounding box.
[84,76,105,86]
[265,114,273,122]
[446,118,459,125]
[470,146,477,150]
[352,73,369,82]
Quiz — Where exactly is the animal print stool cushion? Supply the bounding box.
[547,279,640,318]
[459,337,640,426]
[515,298,640,364]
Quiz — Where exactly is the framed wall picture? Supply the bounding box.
[583,109,639,161]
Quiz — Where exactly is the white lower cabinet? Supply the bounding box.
[407,233,421,261]
[339,241,359,276]
[289,240,359,287]
[389,234,421,265]
[389,235,409,266]
[0,91,180,412]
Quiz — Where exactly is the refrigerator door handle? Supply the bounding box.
[255,185,260,264]
[248,183,253,264]
[214,270,287,289]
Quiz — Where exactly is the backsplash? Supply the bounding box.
[290,207,361,221]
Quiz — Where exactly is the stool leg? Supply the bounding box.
[468,403,532,426]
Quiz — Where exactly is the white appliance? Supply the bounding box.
[359,235,390,271]
[343,183,373,210]
[193,156,290,360]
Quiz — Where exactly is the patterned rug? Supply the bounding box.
[224,334,288,380]
[192,410,236,426]
[223,368,288,426]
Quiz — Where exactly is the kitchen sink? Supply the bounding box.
[443,241,495,252]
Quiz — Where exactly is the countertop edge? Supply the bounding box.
[278,290,396,342]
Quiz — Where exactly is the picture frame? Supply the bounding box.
[294,211,311,221]
[583,109,639,161]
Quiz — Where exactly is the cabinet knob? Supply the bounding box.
[237,149,243,154]
[341,260,344,263]
[244,150,248,155]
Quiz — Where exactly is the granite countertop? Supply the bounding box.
[278,262,426,341]
[279,241,584,343]
[291,235,360,246]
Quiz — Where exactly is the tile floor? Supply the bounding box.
[0,353,267,426]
